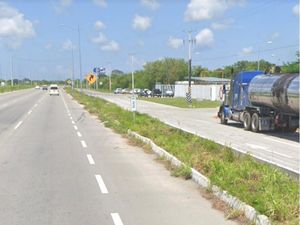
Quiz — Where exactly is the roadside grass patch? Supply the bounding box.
[139,97,220,108]
[68,89,299,225]
[0,85,33,93]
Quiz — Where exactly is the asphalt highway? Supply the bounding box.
[0,88,237,225]
[83,90,300,176]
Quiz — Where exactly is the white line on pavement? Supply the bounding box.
[86,154,95,165]
[77,131,82,137]
[72,121,75,124]
[14,121,23,130]
[273,151,293,159]
[95,175,108,194]
[74,125,78,130]
[246,143,268,150]
[111,213,124,225]
[264,137,299,148]
[70,117,73,120]
[27,110,32,115]
[34,104,38,107]
[81,140,87,148]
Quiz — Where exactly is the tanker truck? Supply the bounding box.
[217,71,299,132]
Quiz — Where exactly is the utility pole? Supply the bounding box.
[186,31,195,103]
[71,45,75,91]
[78,25,83,91]
[11,56,14,87]
[130,54,135,92]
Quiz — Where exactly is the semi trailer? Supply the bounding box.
[217,71,299,132]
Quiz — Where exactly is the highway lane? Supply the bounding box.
[83,90,300,175]
[0,89,237,225]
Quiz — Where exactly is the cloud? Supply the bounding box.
[45,42,52,49]
[62,39,75,50]
[141,0,160,10]
[195,28,214,48]
[241,46,253,55]
[167,36,183,49]
[54,0,73,13]
[132,15,151,31]
[91,32,120,52]
[101,40,119,51]
[185,0,244,22]
[93,0,107,7]
[0,2,35,49]
[95,20,106,30]
[211,19,234,30]
[293,4,299,16]
[91,32,107,44]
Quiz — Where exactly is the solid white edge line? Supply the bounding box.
[14,121,23,130]
[111,213,124,225]
[77,131,82,137]
[95,175,109,194]
[86,154,95,165]
[81,140,87,148]
[74,125,78,130]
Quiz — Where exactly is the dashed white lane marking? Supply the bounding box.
[81,140,87,148]
[34,104,38,107]
[27,110,32,115]
[86,154,95,165]
[77,131,82,137]
[246,143,268,150]
[272,151,293,159]
[70,117,73,120]
[74,125,78,130]
[111,213,124,225]
[72,121,75,124]
[14,121,23,130]
[264,137,299,148]
[95,175,108,194]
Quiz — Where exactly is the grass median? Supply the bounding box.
[0,85,33,93]
[139,97,220,108]
[68,89,299,225]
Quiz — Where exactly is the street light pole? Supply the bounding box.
[11,56,14,87]
[71,45,75,91]
[130,54,135,92]
[77,25,83,91]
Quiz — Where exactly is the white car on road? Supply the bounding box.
[49,84,59,96]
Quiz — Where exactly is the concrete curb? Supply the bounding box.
[128,130,272,225]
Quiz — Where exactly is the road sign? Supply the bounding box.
[86,73,97,85]
[93,67,100,74]
[130,96,137,112]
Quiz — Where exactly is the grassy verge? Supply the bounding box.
[0,85,33,93]
[139,97,220,108]
[68,89,299,225]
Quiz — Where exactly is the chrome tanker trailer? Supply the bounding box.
[217,71,299,132]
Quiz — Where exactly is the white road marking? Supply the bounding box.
[77,131,82,137]
[86,154,95,165]
[264,137,300,148]
[70,117,73,120]
[95,175,108,194]
[72,121,75,124]
[34,104,38,107]
[273,151,293,159]
[74,125,78,130]
[111,213,124,225]
[81,140,87,148]
[246,143,268,150]
[14,121,23,130]
[27,110,32,115]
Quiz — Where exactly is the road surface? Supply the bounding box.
[0,88,237,225]
[83,90,300,176]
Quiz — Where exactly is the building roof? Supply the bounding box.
[190,77,231,82]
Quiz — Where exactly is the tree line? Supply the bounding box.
[96,52,299,90]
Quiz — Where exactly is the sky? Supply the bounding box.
[0,0,299,81]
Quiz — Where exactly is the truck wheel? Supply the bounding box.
[220,112,228,125]
[251,113,259,132]
[243,112,251,131]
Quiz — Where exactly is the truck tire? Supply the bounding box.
[220,112,228,125]
[243,112,251,131]
[251,113,259,132]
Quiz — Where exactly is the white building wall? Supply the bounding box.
[174,84,223,101]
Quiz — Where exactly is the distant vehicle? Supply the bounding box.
[217,71,299,132]
[133,88,141,94]
[139,89,151,97]
[49,84,59,96]
[151,89,162,97]
[165,90,174,97]
[42,85,48,90]
[121,88,131,94]
[35,85,40,90]
[114,88,122,94]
